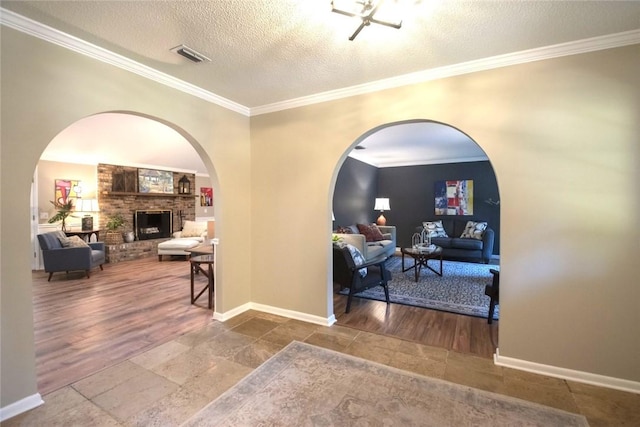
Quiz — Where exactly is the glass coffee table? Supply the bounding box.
[401,246,443,281]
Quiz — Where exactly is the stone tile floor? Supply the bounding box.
[4,310,639,426]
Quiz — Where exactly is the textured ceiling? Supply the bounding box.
[4,1,639,170]
[4,1,640,108]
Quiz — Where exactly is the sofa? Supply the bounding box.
[334,224,397,260]
[418,219,495,264]
[37,230,106,281]
[157,220,208,260]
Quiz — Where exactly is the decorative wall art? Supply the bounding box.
[200,187,213,207]
[55,179,82,204]
[137,168,174,194]
[435,180,474,215]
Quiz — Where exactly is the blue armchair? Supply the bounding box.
[37,231,106,281]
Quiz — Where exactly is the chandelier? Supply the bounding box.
[331,0,404,41]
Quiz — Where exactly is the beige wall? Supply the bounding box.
[195,175,215,219]
[2,24,639,410]
[37,160,98,226]
[1,27,251,406]
[250,44,639,382]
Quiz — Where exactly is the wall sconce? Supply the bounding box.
[374,198,390,226]
[178,175,191,194]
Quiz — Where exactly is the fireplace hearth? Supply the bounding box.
[135,210,172,240]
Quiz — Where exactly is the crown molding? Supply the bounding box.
[350,154,489,168]
[251,29,640,116]
[2,7,638,118]
[0,8,250,117]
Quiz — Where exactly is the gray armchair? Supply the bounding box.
[333,245,391,313]
[37,231,105,281]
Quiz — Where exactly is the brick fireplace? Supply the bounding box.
[97,163,196,262]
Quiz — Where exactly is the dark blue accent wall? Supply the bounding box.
[333,157,379,225]
[333,159,501,254]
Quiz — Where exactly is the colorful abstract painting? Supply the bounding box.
[200,187,213,207]
[435,180,473,215]
[55,179,82,204]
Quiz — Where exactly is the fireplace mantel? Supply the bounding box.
[102,191,194,198]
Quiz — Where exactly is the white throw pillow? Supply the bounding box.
[422,221,448,237]
[460,221,488,240]
[181,220,206,238]
[346,244,367,278]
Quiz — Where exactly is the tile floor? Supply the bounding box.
[4,310,639,426]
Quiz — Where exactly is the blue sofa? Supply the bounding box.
[37,230,106,281]
[418,219,495,264]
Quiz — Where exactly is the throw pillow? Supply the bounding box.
[58,235,89,248]
[181,220,206,238]
[336,226,353,234]
[460,221,488,240]
[346,244,367,278]
[356,223,384,242]
[422,220,448,237]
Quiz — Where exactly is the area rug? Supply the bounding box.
[182,341,587,426]
[340,257,500,320]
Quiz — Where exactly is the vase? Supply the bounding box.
[123,231,135,243]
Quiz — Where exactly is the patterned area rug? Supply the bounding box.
[340,256,500,320]
[183,342,588,426]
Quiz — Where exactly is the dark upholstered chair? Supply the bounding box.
[485,269,500,323]
[333,245,391,313]
[37,231,106,281]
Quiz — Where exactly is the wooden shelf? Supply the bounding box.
[102,192,194,198]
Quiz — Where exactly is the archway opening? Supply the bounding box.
[330,119,500,357]
[31,111,221,394]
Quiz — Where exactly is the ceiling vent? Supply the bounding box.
[170,45,211,63]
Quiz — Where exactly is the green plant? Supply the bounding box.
[332,234,343,243]
[48,199,74,231]
[105,213,126,231]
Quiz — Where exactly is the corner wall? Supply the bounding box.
[1,27,251,409]
[249,44,640,384]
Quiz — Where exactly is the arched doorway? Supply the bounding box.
[31,111,221,394]
[330,119,500,356]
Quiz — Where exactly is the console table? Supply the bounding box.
[64,229,100,242]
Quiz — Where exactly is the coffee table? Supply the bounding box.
[401,246,443,281]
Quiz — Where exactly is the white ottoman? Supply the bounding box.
[157,238,202,261]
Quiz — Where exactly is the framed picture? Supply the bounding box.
[138,168,174,194]
[55,179,82,204]
[200,187,213,207]
[435,180,473,215]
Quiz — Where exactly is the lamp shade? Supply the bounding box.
[374,198,390,211]
[75,198,99,212]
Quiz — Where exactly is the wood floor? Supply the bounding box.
[31,256,497,396]
[32,256,213,395]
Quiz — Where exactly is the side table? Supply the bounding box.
[64,229,100,242]
[189,254,214,309]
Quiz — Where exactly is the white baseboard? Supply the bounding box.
[0,393,43,422]
[494,348,640,394]
[213,302,336,327]
[213,302,252,322]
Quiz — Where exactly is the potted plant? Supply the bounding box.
[105,212,126,245]
[48,199,75,232]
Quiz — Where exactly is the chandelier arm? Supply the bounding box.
[369,18,402,29]
[349,21,367,41]
[331,8,359,18]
